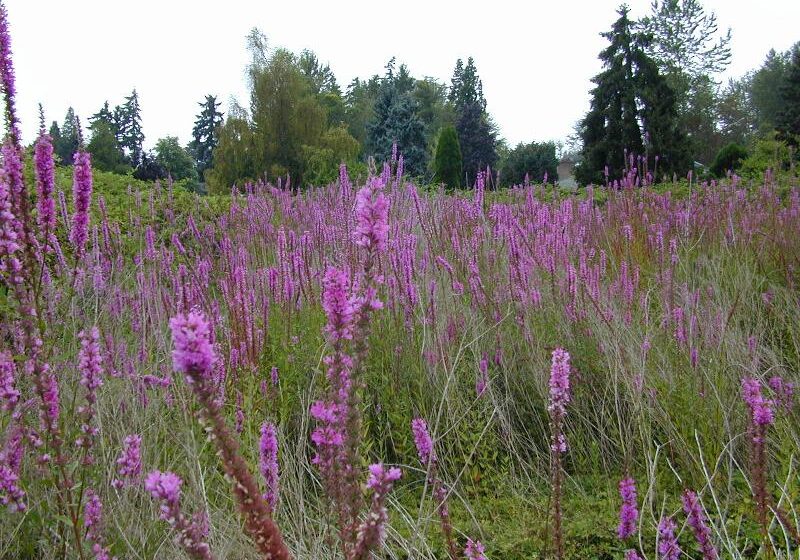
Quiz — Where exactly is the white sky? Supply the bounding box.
[5,0,800,149]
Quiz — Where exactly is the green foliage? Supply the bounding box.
[250,47,328,184]
[776,46,800,146]
[433,125,462,187]
[366,63,429,177]
[87,119,130,174]
[739,133,793,178]
[154,136,198,183]
[450,58,497,185]
[413,77,455,146]
[501,141,558,186]
[117,89,145,168]
[301,125,361,186]
[207,112,257,193]
[577,7,688,185]
[188,95,224,179]
[449,57,486,112]
[54,107,80,165]
[750,47,793,132]
[709,142,748,177]
[344,76,380,147]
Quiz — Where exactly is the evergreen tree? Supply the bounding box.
[91,101,116,132]
[501,141,558,186]
[777,47,800,146]
[750,48,793,132]
[433,125,462,187]
[188,95,224,179]
[366,66,428,176]
[576,7,687,185]
[455,101,497,185]
[449,57,485,111]
[118,89,145,168]
[55,107,81,166]
[133,151,166,182]
[48,121,62,162]
[449,57,495,185]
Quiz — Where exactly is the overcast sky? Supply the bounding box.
[5,0,799,149]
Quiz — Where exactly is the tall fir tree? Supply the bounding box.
[91,101,116,132]
[189,94,224,179]
[433,125,462,187]
[48,120,62,161]
[118,89,145,168]
[449,58,495,185]
[449,57,486,111]
[777,47,800,146]
[55,107,81,166]
[455,101,497,185]
[366,64,428,176]
[576,6,687,185]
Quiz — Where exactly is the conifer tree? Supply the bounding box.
[55,107,81,165]
[449,57,496,185]
[433,125,462,187]
[366,62,428,176]
[777,47,800,146]
[577,6,687,185]
[189,94,224,178]
[118,89,145,167]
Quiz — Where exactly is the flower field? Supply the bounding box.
[2,4,800,559]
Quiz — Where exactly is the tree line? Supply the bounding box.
[41,0,800,190]
[575,1,800,184]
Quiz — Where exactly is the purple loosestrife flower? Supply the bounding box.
[0,3,21,143]
[170,309,215,381]
[112,434,142,489]
[411,417,436,466]
[354,179,389,253]
[351,464,401,560]
[410,417,458,560]
[169,310,291,560]
[0,351,19,411]
[548,347,571,560]
[34,132,56,235]
[84,490,115,559]
[259,422,279,510]
[464,538,488,560]
[0,164,22,285]
[70,150,93,258]
[322,266,355,342]
[76,328,103,459]
[657,517,681,560]
[741,377,774,429]
[548,348,571,453]
[682,490,717,560]
[79,327,104,393]
[0,461,25,512]
[145,471,214,560]
[617,477,639,539]
[625,551,643,560]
